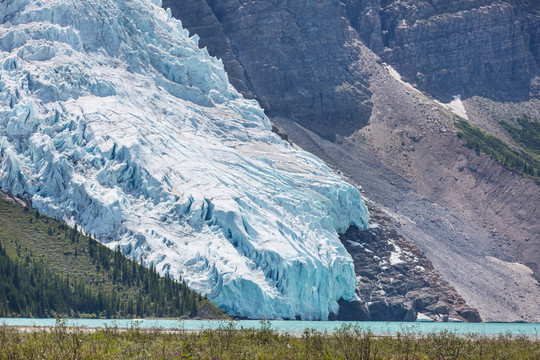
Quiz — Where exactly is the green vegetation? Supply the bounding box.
[0,197,226,319]
[500,115,540,156]
[0,321,539,359]
[455,117,540,180]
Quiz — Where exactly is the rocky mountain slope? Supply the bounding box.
[164,0,540,322]
[338,207,481,322]
[0,0,372,320]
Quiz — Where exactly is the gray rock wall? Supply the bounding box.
[163,0,373,139]
[164,0,539,129]
[349,0,540,100]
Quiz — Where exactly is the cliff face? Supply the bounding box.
[164,0,539,135]
[163,0,373,139]
[162,0,540,322]
[348,0,540,100]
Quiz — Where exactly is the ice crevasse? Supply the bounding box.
[0,0,369,319]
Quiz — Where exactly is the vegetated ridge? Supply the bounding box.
[0,195,226,319]
[455,116,540,181]
[501,115,540,156]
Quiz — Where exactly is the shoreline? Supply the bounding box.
[2,321,539,339]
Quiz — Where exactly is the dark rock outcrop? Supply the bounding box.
[338,209,481,322]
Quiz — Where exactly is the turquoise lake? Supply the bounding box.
[1,319,539,337]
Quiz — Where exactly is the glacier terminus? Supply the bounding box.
[0,0,369,319]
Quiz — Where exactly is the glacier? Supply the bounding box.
[0,0,369,319]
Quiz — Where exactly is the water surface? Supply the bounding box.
[1,318,539,337]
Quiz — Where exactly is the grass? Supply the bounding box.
[454,117,540,181]
[500,115,540,156]
[0,321,538,359]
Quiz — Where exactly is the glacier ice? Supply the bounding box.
[0,0,369,320]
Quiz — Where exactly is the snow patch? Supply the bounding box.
[383,63,469,120]
[416,313,435,322]
[383,63,419,93]
[445,95,469,120]
[434,94,469,120]
[389,242,404,265]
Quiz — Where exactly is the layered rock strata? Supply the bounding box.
[348,0,540,100]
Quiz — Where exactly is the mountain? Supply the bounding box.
[0,0,370,320]
[0,194,225,318]
[162,0,540,322]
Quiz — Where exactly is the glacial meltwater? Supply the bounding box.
[1,319,539,337]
